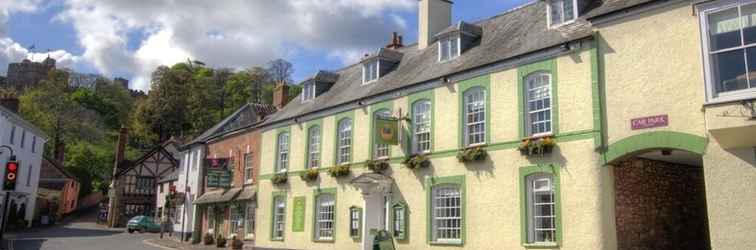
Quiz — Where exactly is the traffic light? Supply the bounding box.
[4,159,18,191]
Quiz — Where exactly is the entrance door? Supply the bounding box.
[362,193,388,250]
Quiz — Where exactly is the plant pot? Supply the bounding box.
[299,169,319,182]
[328,165,351,178]
[271,173,288,185]
[367,160,390,172]
[230,239,244,250]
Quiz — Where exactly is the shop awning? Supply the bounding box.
[193,188,242,205]
[236,187,256,201]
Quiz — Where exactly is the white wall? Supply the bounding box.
[174,145,204,237]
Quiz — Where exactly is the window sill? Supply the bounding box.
[524,133,554,140]
[313,239,334,243]
[429,240,463,246]
[704,93,756,106]
[523,242,559,249]
[270,238,284,242]
[465,143,487,148]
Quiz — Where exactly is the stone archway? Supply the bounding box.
[607,131,711,250]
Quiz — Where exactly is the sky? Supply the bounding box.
[0,0,532,91]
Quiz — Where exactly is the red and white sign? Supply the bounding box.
[631,115,668,130]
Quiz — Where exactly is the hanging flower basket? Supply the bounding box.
[457,146,488,163]
[402,154,430,169]
[299,168,319,182]
[366,159,390,172]
[271,173,288,185]
[328,165,351,178]
[518,136,556,156]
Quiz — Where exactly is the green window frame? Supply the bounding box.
[333,111,355,165]
[519,164,562,248]
[425,175,466,245]
[518,59,559,139]
[457,75,491,148]
[312,188,338,242]
[349,206,362,239]
[275,127,292,173]
[391,202,408,241]
[270,192,287,241]
[409,89,435,154]
[305,119,323,169]
[369,101,394,160]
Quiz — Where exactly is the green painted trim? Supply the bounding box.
[270,191,287,241]
[590,42,602,150]
[333,111,355,166]
[292,196,307,232]
[390,201,409,241]
[349,206,363,239]
[275,128,292,173]
[517,58,559,139]
[304,119,323,170]
[457,75,491,148]
[369,100,394,160]
[518,164,562,247]
[408,90,435,154]
[425,175,466,245]
[605,131,708,164]
[312,188,338,242]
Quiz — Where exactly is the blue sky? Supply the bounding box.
[1,0,532,90]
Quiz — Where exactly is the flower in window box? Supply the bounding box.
[271,173,288,185]
[456,146,488,163]
[518,136,556,156]
[328,165,351,178]
[402,154,430,169]
[366,159,391,172]
[299,168,319,182]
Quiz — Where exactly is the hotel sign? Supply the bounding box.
[631,115,668,130]
[292,196,306,232]
[205,158,231,188]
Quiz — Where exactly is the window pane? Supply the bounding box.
[550,1,562,25]
[712,49,748,93]
[563,0,574,21]
[743,3,756,44]
[450,37,459,58]
[709,7,742,51]
[747,47,756,89]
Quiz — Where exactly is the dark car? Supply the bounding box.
[126,216,161,233]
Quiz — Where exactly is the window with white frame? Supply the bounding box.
[245,203,256,236]
[20,130,25,148]
[276,132,289,173]
[374,110,391,159]
[273,197,286,240]
[392,203,407,239]
[363,60,379,83]
[548,0,576,27]
[307,126,321,168]
[244,153,253,183]
[302,82,316,102]
[315,194,335,241]
[349,207,361,238]
[463,87,486,146]
[432,185,462,243]
[412,100,432,154]
[26,164,32,186]
[699,0,756,101]
[337,119,352,164]
[439,36,461,62]
[31,136,36,153]
[525,72,553,136]
[9,125,15,145]
[526,173,557,244]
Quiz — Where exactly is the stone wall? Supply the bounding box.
[614,158,710,250]
[6,59,55,89]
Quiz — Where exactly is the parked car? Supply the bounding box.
[126,216,161,233]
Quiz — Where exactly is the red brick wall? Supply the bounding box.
[614,158,710,250]
[206,129,262,190]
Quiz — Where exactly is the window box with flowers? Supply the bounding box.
[367,159,391,173]
[457,146,488,163]
[271,173,288,185]
[518,136,556,156]
[328,165,351,178]
[299,168,319,182]
[402,154,430,170]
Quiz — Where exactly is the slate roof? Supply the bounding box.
[582,0,659,19]
[262,1,595,127]
[183,102,276,147]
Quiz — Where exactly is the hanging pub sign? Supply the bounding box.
[375,116,399,145]
[205,158,232,188]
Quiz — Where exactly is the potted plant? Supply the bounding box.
[402,154,430,169]
[328,164,351,178]
[229,234,244,250]
[271,172,288,185]
[203,233,215,245]
[299,168,319,182]
[366,159,390,172]
[457,146,488,163]
[518,136,556,156]
[215,234,227,248]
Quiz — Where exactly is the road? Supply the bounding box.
[4,208,165,250]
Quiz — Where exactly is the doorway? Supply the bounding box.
[351,173,393,250]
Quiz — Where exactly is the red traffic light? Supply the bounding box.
[7,162,16,172]
[4,160,18,191]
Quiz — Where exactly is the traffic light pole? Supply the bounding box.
[0,145,15,250]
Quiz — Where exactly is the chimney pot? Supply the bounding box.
[273,81,290,110]
[386,32,404,49]
[418,0,453,50]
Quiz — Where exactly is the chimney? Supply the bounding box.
[386,32,404,49]
[55,142,66,163]
[418,0,452,50]
[0,96,19,113]
[113,126,128,176]
[273,81,290,110]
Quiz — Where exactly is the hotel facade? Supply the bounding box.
[253,1,756,249]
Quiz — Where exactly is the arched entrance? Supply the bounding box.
[607,131,711,250]
[351,173,393,250]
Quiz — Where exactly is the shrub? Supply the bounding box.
[456,146,488,163]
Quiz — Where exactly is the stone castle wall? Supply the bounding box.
[5,60,55,89]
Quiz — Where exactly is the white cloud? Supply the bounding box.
[55,0,416,90]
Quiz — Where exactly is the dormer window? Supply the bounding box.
[363,59,380,84]
[548,0,577,27]
[302,82,316,102]
[439,36,460,62]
